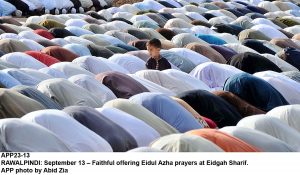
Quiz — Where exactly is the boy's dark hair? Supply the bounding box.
[147,38,162,48]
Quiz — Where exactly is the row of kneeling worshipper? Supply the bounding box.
[1,0,300,152]
[0,0,110,16]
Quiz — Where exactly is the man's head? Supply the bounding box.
[147,38,161,59]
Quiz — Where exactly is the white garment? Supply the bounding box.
[97,107,160,146]
[128,74,175,96]
[104,31,138,44]
[22,110,113,152]
[3,68,49,86]
[191,26,217,35]
[41,14,66,23]
[51,38,71,47]
[20,68,53,81]
[130,15,159,25]
[64,36,95,46]
[72,56,129,75]
[134,0,166,11]
[237,115,300,151]
[26,16,43,24]
[119,4,140,14]
[0,118,71,152]
[0,33,24,40]
[19,31,48,42]
[251,18,281,29]
[38,0,57,10]
[150,134,224,152]
[65,19,89,28]
[209,17,228,26]
[108,54,145,74]
[39,67,67,79]
[172,13,192,23]
[183,5,208,14]
[163,69,211,91]
[102,21,134,31]
[215,33,239,44]
[251,24,288,39]
[57,0,74,9]
[190,62,243,90]
[261,54,298,72]
[50,62,94,78]
[284,26,300,35]
[78,0,93,8]
[93,34,125,45]
[169,48,212,65]
[258,1,281,12]
[21,0,38,10]
[220,126,295,152]
[20,39,45,51]
[171,33,208,47]
[254,71,300,104]
[97,10,112,21]
[0,0,17,16]
[27,0,44,9]
[185,12,208,22]
[267,105,300,133]
[65,27,94,37]
[68,74,116,104]
[224,43,259,54]
[164,18,194,29]
[106,6,124,14]
[112,12,134,19]
[37,78,103,107]
[135,70,195,94]
[1,52,47,70]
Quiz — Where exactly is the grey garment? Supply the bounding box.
[126,28,151,40]
[83,24,107,34]
[37,78,103,108]
[282,71,300,83]
[0,60,19,70]
[0,118,71,152]
[0,89,46,119]
[11,85,63,110]
[160,50,196,73]
[50,62,95,78]
[87,44,114,58]
[81,34,111,46]
[23,23,48,30]
[231,20,254,29]
[68,74,116,104]
[0,39,31,54]
[147,13,168,27]
[220,126,296,152]
[2,68,49,86]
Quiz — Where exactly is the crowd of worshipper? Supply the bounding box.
[1,0,300,152]
[0,0,110,16]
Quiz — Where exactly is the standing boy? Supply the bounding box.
[146,38,171,71]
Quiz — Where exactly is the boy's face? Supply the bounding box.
[147,44,161,59]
